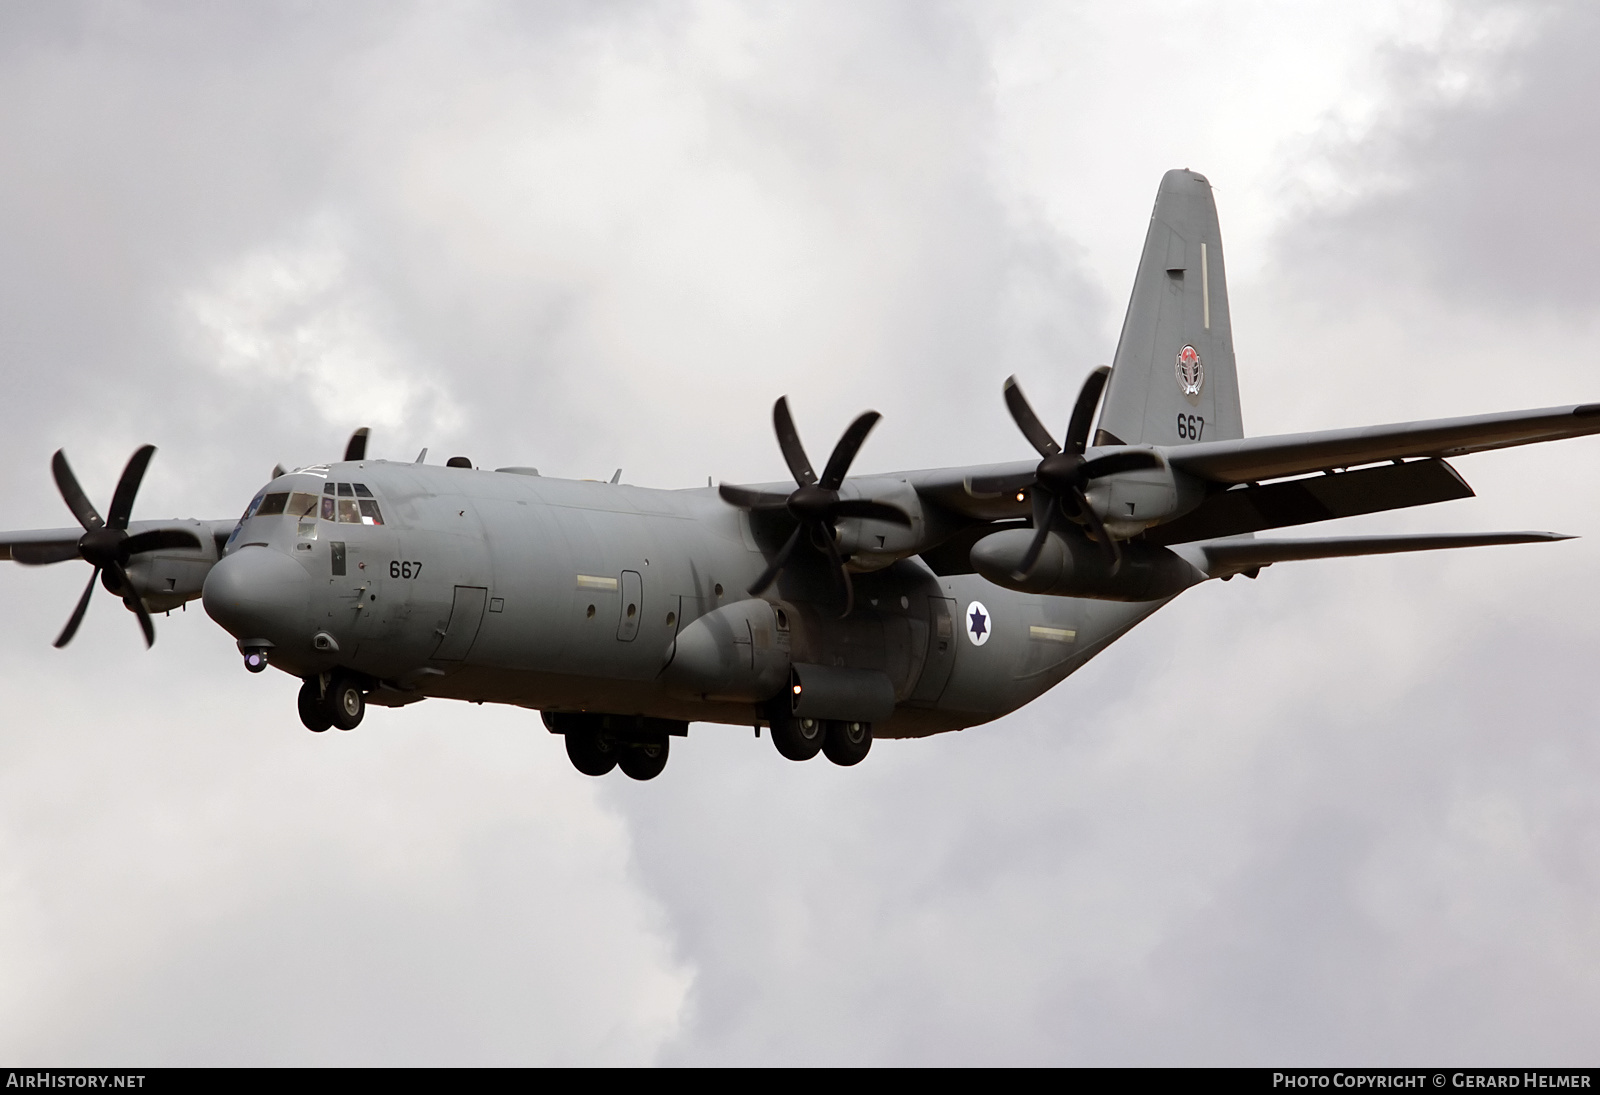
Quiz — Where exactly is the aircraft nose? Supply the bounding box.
[203,545,312,643]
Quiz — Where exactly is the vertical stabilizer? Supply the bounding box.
[1095,170,1243,447]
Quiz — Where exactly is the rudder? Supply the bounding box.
[1095,169,1243,447]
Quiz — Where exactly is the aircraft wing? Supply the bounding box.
[1165,403,1600,484]
[906,461,1037,521]
[0,526,88,563]
[1183,530,1573,579]
[0,519,235,564]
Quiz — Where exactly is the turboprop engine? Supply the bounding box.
[1082,454,1207,539]
[970,527,1206,602]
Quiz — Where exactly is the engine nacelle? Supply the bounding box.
[970,527,1206,602]
[661,597,792,702]
[120,519,222,613]
[830,478,944,572]
[1082,454,1206,538]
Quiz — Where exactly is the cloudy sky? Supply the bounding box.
[2,0,1598,1065]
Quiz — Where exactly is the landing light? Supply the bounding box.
[792,684,802,695]
[1015,491,1026,502]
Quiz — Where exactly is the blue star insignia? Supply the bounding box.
[969,607,987,639]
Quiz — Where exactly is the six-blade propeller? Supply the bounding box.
[969,368,1161,579]
[10,446,201,648]
[719,398,910,617]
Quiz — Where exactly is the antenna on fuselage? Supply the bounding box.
[414,448,428,464]
[610,469,621,484]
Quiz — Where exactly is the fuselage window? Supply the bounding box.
[256,492,289,517]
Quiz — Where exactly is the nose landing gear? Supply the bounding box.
[298,672,366,732]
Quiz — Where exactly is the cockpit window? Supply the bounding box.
[320,482,383,525]
[252,491,322,520]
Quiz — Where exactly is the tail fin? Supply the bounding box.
[1095,169,1243,447]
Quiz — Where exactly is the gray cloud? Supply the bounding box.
[2,0,1598,1066]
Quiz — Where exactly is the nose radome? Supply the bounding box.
[203,546,312,643]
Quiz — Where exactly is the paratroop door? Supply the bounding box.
[433,585,488,660]
[909,596,958,704]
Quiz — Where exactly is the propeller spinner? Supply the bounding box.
[719,398,910,617]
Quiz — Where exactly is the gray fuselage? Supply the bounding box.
[201,460,1165,738]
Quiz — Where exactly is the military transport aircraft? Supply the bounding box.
[3,169,1596,781]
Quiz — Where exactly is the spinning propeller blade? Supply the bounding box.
[721,398,909,617]
[39,446,198,649]
[996,369,1160,579]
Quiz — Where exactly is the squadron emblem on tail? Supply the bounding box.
[1176,345,1204,396]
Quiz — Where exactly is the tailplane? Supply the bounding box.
[1095,169,1244,447]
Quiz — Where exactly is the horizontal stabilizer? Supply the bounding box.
[1191,531,1573,579]
[1169,404,1600,484]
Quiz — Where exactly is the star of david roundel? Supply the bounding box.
[1176,344,1204,396]
[965,600,992,647]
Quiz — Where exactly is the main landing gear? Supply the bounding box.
[767,704,873,767]
[545,712,681,781]
[298,672,366,732]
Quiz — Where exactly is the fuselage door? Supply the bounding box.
[616,570,642,642]
[909,595,958,704]
[434,585,488,660]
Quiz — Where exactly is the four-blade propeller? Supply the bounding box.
[969,368,1160,579]
[11,446,200,648]
[719,398,910,617]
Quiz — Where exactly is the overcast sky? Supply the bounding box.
[2,0,1598,1065]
